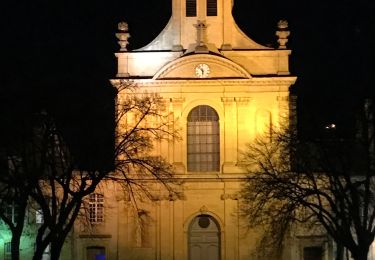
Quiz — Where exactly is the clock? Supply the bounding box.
[195,63,210,78]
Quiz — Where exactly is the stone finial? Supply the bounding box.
[116,21,130,51]
[277,20,289,30]
[276,20,290,49]
[118,21,128,31]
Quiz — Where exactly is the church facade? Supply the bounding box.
[71,0,331,259]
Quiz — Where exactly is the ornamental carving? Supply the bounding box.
[221,97,235,105]
[235,97,252,105]
[116,21,130,51]
[276,20,290,49]
[200,205,208,214]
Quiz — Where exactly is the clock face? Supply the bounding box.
[195,63,210,78]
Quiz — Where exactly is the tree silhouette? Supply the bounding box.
[1,81,178,260]
[241,100,375,260]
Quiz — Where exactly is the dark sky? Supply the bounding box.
[1,0,374,140]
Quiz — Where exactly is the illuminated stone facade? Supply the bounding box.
[73,0,303,259]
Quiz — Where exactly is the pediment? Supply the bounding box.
[153,54,251,80]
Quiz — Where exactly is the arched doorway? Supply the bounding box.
[188,215,220,260]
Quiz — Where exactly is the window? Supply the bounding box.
[187,105,220,172]
[36,209,44,224]
[186,0,197,17]
[89,194,104,224]
[206,0,217,16]
[3,202,19,224]
[303,246,323,260]
[4,242,11,260]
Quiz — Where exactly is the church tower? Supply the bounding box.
[75,1,299,259]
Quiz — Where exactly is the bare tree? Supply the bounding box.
[0,112,52,260]
[0,80,177,259]
[112,81,178,202]
[0,157,32,260]
[241,101,375,260]
[30,81,177,260]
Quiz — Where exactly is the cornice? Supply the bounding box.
[110,76,297,89]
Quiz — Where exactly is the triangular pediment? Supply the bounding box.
[153,54,251,80]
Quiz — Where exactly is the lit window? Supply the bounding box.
[89,194,104,224]
[206,0,217,16]
[186,0,197,17]
[187,105,220,172]
[36,209,44,224]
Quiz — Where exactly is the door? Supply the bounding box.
[86,246,106,260]
[189,215,220,260]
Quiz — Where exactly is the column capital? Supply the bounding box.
[221,97,235,105]
[235,97,252,105]
[221,193,239,200]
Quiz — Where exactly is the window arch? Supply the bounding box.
[206,0,217,16]
[187,105,220,172]
[186,0,197,17]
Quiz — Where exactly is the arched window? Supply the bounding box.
[206,0,217,16]
[186,0,197,17]
[187,105,220,172]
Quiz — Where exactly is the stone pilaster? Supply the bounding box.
[221,192,239,260]
[277,95,289,127]
[171,97,185,174]
[235,97,252,161]
[221,97,237,173]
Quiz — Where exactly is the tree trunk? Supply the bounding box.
[351,247,369,260]
[11,205,27,260]
[33,246,46,260]
[33,240,50,260]
[11,232,21,260]
[50,238,66,260]
[335,244,343,260]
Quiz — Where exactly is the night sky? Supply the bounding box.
[1,0,374,149]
